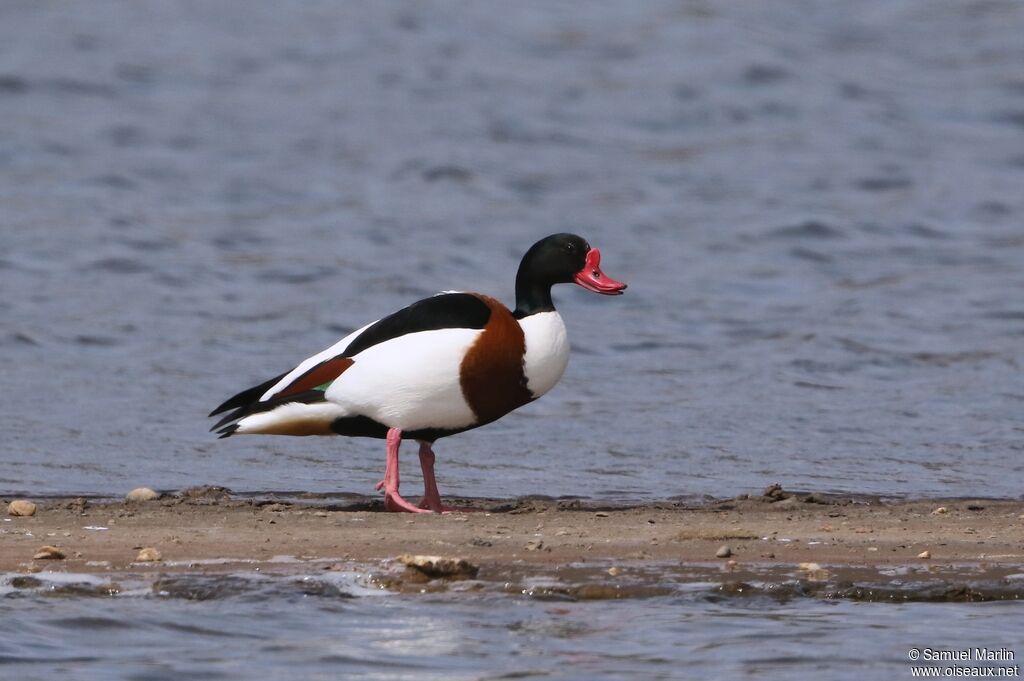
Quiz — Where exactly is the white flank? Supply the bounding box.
[235,402,348,435]
[518,311,569,398]
[325,327,481,431]
[260,320,377,401]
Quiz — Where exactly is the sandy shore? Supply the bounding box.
[3,487,1023,582]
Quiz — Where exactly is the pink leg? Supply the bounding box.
[417,442,444,511]
[376,428,430,513]
[417,441,476,513]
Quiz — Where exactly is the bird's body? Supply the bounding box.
[210,234,625,512]
[216,293,568,440]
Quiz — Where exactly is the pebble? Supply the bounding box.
[798,562,830,581]
[607,566,622,576]
[932,506,948,515]
[126,487,160,502]
[715,545,733,558]
[397,554,479,579]
[917,550,931,559]
[594,511,609,518]
[33,545,65,560]
[136,547,162,562]
[7,500,37,517]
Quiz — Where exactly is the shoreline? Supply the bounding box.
[3,487,1023,582]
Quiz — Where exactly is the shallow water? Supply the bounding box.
[3,1,1024,678]
[2,567,1022,681]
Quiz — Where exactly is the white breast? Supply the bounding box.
[518,311,569,399]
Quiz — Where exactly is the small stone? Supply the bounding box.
[715,545,732,558]
[607,566,622,576]
[313,511,329,517]
[126,487,160,502]
[917,550,931,559]
[798,562,830,581]
[932,506,948,515]
[594,511,609,518]
[397,554,479,579]
[726,560,738,569]
[7,500,37,517]
[136,547,162,562]
[762,483,789,501]
[524,539,544,551]
[34,545,65,560]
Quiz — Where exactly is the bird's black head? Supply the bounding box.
[514,233,626,317]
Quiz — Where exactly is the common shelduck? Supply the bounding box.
[209,233,626,513]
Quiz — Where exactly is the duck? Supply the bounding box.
[209,233,626,513]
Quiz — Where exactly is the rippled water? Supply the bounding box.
[3,1,1024,678]
[2,1,1024,501]
[2,567,1022,681]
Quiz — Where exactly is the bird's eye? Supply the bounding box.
[565,242,575,253]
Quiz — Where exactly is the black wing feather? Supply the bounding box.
[208,370,289,417]
[208,293,493,434]
[343,293,491,357]
[209,389,327,432]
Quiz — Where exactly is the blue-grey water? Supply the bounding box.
[2,568,1023,681]
[2,1,1023,678]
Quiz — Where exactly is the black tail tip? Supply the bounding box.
[217,424,239,439]
[210,409,244,432]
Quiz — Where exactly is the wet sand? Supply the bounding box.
[3,487,1023,582]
